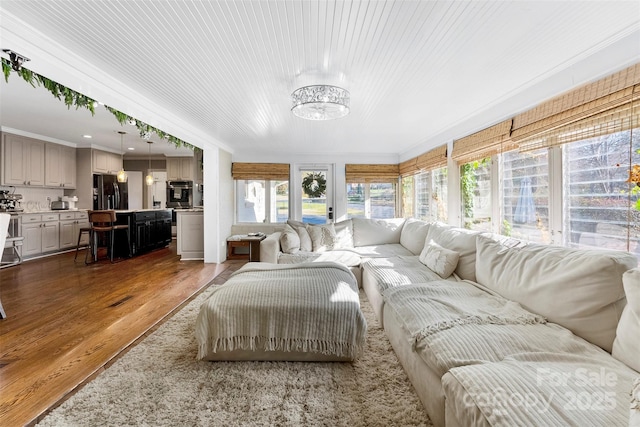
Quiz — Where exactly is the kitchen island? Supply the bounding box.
[115,209,172,257]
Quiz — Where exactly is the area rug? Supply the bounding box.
[37,283,432,426]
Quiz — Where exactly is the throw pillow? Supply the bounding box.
[307,223,337,252]
[612,268,640,372]
[333,219,354,249]
[419,240,460,278]
[287,220,312,252]
[279,223,300,254]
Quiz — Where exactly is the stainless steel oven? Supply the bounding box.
[166,181,193,209]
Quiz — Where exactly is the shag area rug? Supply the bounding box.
[38,283,432,426]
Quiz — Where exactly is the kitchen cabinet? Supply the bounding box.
[125,210,172,256]
[21,213,60,257]
[166,157,194,181]
[59,211,90,249]
[45,144,77,188]
[93,150,122,175]
[176,210,204,260]
[1,133,45,187]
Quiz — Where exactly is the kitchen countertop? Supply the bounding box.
[174,208,204,213]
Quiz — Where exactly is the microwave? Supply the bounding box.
[166,181,193,209]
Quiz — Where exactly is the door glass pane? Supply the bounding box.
[501,149,550,244]
[415,172,430,220]
[370,183,396,218]
[347,183,366,218]
[301,170,327,224]
[401,176,414,218]
[564,129,639,253]
[461,158,491,231]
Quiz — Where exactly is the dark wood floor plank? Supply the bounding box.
[0,243,236,426]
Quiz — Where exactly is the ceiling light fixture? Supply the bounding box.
[2,49,30,71]
[291,85,350,120]
[146,141,154,186]
[116,131,127,183]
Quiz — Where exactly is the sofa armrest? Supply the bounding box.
[260,232,282,263]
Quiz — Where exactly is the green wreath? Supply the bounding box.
[301,172,327,198]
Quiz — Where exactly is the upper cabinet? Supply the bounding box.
[45,144,76,188]
[92,150,122,175]
[1,133,45,187]
[1,133,76,188]
[166,157,194,181]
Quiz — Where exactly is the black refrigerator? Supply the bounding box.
[93,174,129,210]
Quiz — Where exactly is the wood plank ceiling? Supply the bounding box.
[1,1,639,158]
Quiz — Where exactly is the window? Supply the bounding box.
[564,128,639,252]
[346,183,396,219]
[501,149,551,244]
[235,179,288,223]
[400,167,448,222]
[461,158,491,231]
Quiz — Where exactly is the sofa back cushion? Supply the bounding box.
[475,234,637,352]
[425,223,479,281]
[287,220,312,252]
[612,268,640,371]
[400,218,431,255]
[333,219,354,249]
[352,218,405,247]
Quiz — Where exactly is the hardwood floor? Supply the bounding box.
[0,242,243,426]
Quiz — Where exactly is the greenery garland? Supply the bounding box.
[1,58,193,150]
[301,172,327,198]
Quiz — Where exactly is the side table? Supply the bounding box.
[226,234,266,262]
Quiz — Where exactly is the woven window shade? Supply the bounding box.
[399,157,418,177]
[399,144,447,177]
[345,164,399,183]
[512,63,640,145]
[231,163,289,180]
[452,119,517,165]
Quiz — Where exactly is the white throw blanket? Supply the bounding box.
[196,262,367,360]
[383,281,546,345]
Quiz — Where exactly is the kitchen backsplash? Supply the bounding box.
[14,187,65,212]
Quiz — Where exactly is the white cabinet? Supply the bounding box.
[21,213,60,257]
[166,157,194,181]
[59,211,89,249]
[93,150,122,175]
[176,210,204,260]
[1,133,45,186]
[46,144,77,188]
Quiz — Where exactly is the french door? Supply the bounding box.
[297,164,334,224]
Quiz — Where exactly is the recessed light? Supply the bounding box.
[82,134,92,138]
[127,147,135,151]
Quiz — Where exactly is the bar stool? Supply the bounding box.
[85,210,131,264]
[73,226,92,262]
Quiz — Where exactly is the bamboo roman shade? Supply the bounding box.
[399,144,447,177]
[345,164,399,183]
[231,163,290,180]
[513,63,640,151]
[451,119,517,165]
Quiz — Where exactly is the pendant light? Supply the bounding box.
[116,131,127,183]
[146,141,154,186]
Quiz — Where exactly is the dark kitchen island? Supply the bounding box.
[115,209,173,257]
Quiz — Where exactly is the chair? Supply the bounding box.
[73,226,92,262]
[0,213,10,318]
[85,210,131,264]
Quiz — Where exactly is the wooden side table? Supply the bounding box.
[226,234,266,262]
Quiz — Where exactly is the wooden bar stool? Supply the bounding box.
[73,226,92,262]
[85,210,131,264]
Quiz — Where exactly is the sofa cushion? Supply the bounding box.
[307,223,336,252]
[419,241,459,279]
[287,220,312,252]
[400,218,430,255]
[279,224,300,254]
[352,218,405,247]
[425,222,479,281]
[333,219,354,249]
[475,234,637,352]
[612,268,640,372]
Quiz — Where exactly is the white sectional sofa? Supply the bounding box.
[259,218,640,426]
